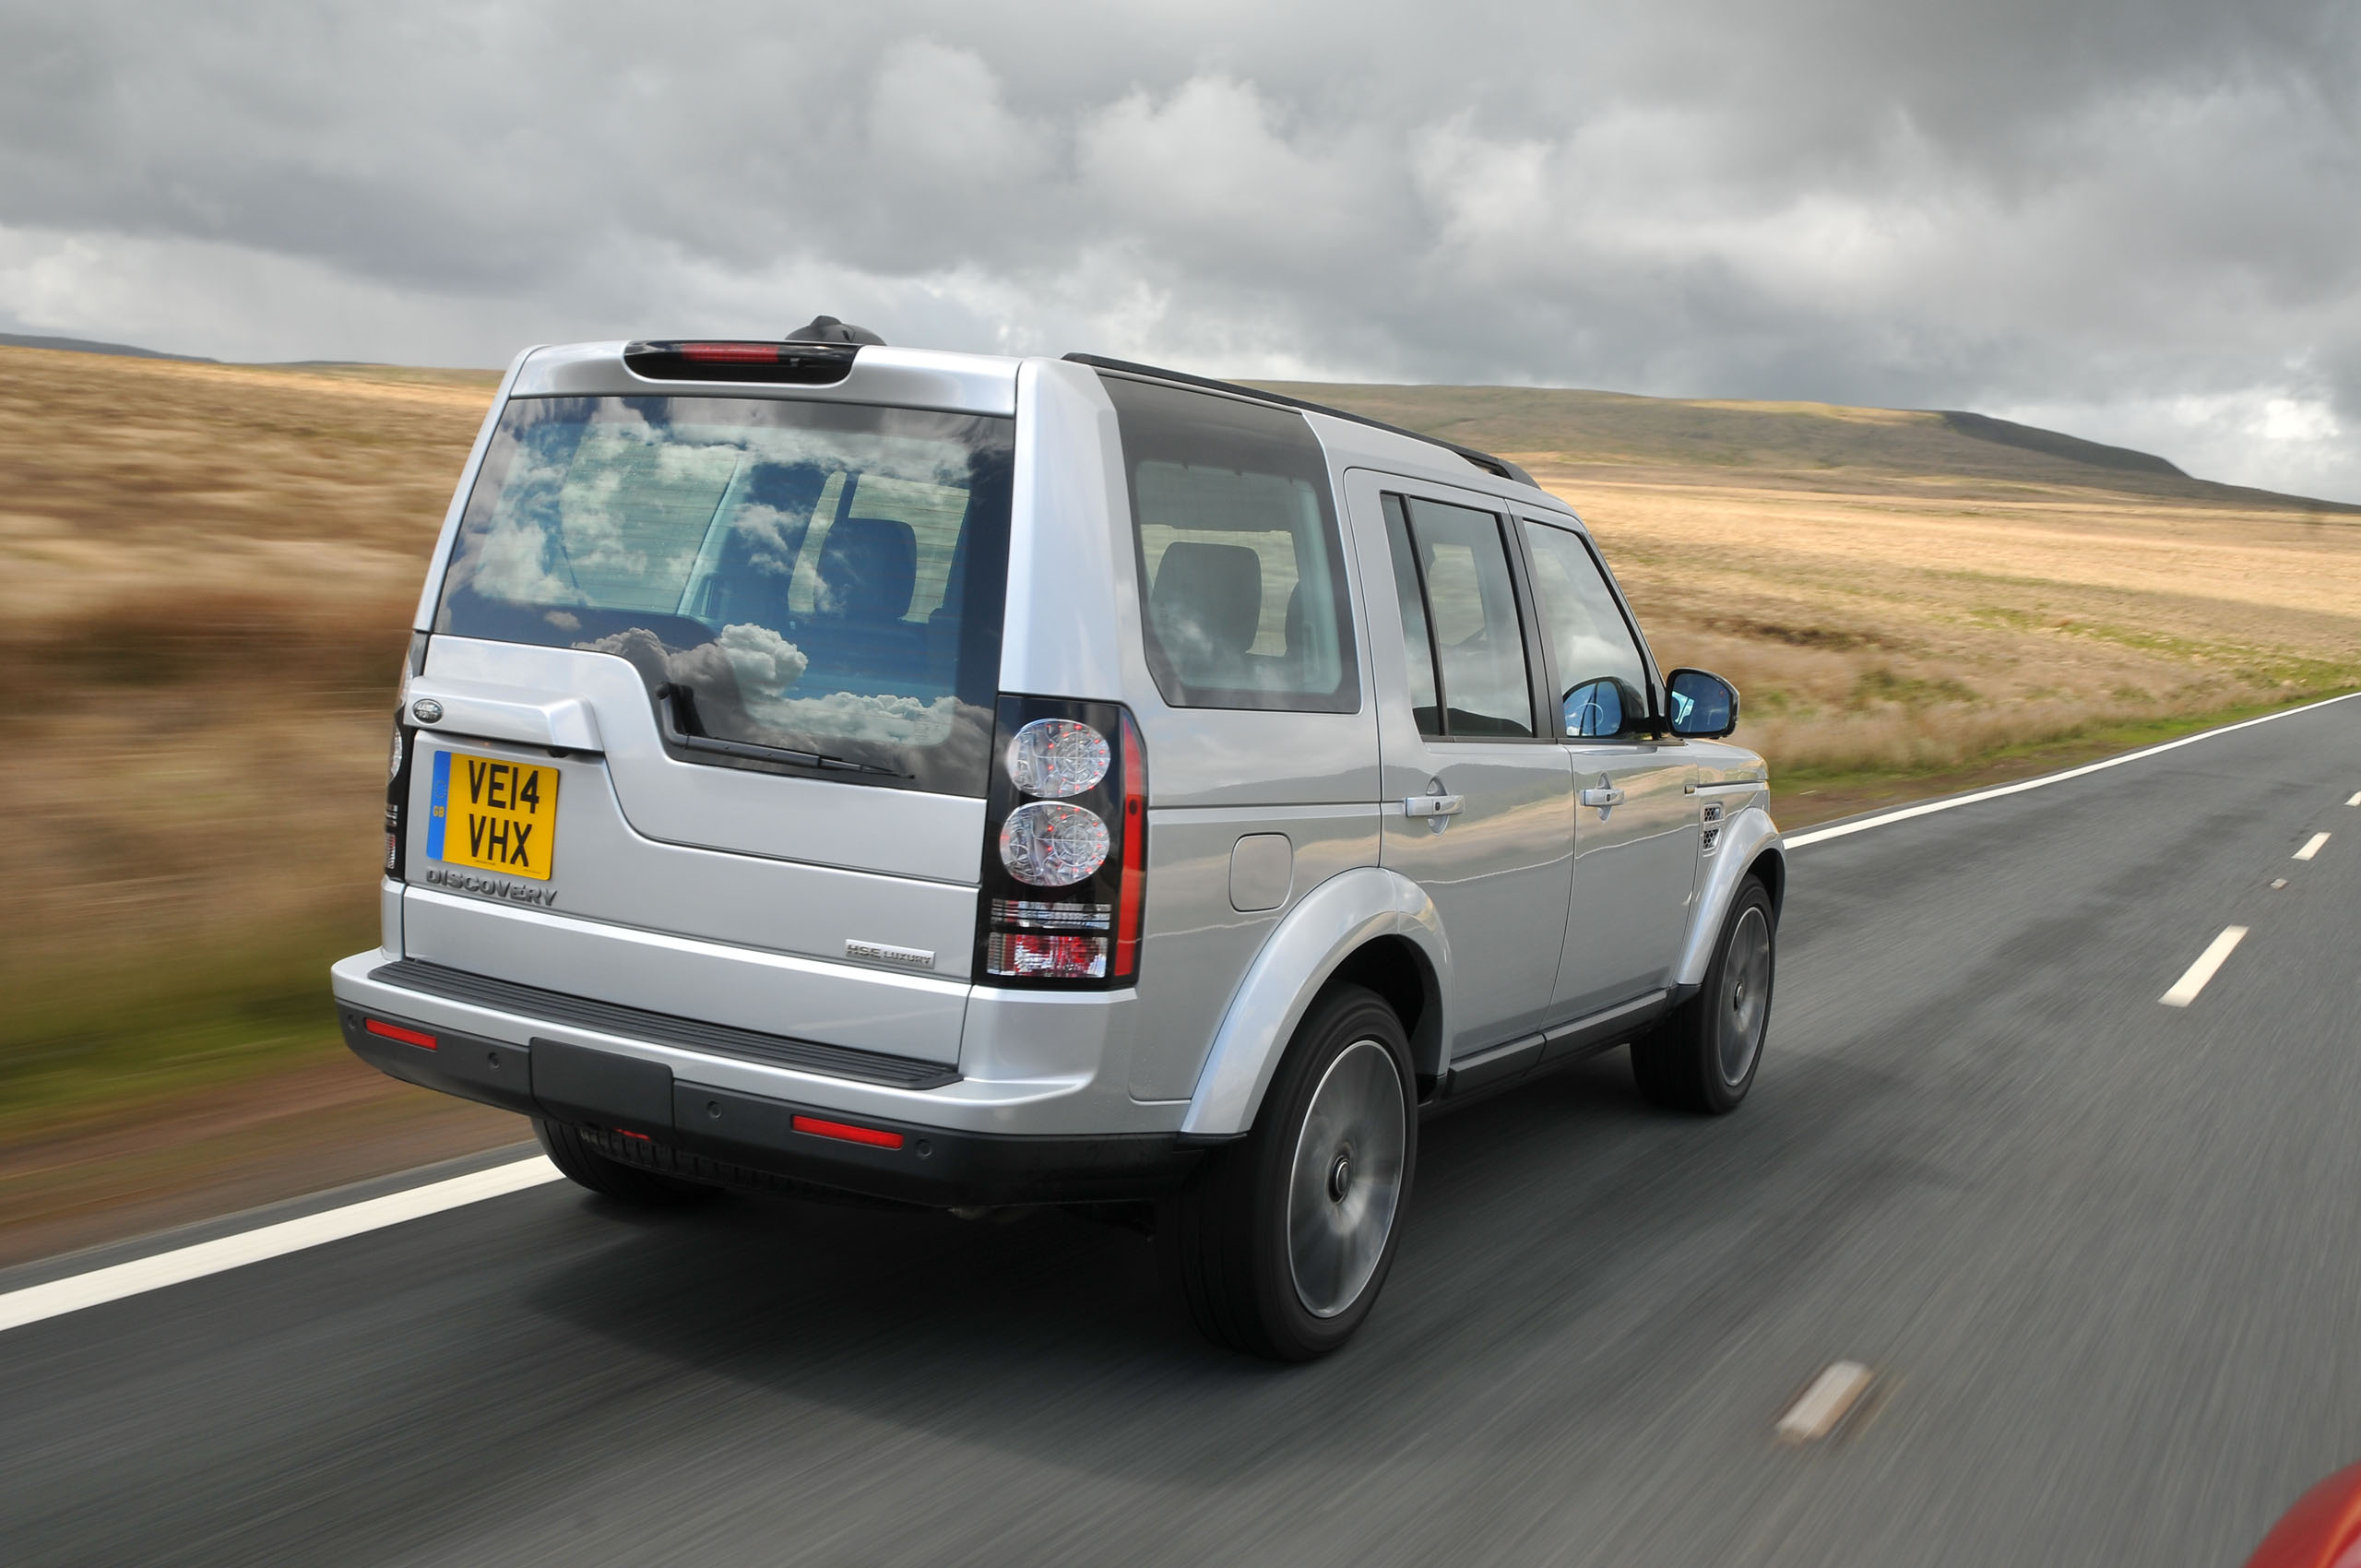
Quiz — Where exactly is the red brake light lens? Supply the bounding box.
[977,698,1145,988]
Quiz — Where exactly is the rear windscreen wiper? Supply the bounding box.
[655,685,909,779]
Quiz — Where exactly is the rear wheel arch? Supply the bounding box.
[1323,934,1442,1087]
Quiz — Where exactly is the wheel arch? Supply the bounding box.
[1672,803,1786,990]
[1179,866,1451,1137]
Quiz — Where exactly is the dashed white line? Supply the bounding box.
[2161,927,2248,1008]
[2295,832,2331,861]
[1776,1361,1875,1442]
[0,1156,561,1336]
[2347,791,2361,807]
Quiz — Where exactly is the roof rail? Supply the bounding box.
[1062,353,1536,489]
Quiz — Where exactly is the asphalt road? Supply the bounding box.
[7,699,2361,1567]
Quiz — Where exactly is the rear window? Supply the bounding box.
[434,395,1012,794]
[1099,375,1358,713]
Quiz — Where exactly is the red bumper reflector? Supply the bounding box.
[615,1129,651,1142]
[364,1018,437,1051]
[791,1114,904,1149]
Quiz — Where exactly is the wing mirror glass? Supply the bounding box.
[1562,677,1644,738]
[1665,668,1739,738]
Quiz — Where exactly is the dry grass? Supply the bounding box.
[3,347,2358,1150]
[1550,470,2361,780]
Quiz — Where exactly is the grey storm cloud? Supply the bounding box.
[3,0,2358,497]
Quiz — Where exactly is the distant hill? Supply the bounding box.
[0,333,216,362]
[1252,382,2355,515]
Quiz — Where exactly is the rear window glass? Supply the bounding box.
[434,396,1012,795]
[1099,376,1358,713]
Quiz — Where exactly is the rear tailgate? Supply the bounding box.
[400,642,979,1065]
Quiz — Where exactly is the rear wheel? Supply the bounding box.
[533,1118,713,1206]
[1162,984,1417,1361]
[1631,877,1775,1114]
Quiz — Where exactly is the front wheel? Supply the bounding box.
[1631,877,1775,1114]
[1161,984,1417,1361]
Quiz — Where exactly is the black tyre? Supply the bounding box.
[1631,877,1775,1114]
[533,1118,714,1206]
[1161,984,1417,1361]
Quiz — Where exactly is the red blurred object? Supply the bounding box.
[2246,1462,2361,1568]
[363,1018,436,1051]
[791,1114,904,1149]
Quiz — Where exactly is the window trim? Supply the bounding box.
[1380,488,1552,745]
[1516,512,1667,744]
[1098,373,1363,716]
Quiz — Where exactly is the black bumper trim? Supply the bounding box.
[607,1082,1204,1206]
[338,1007,1195,1207]
[365,958,960,1090]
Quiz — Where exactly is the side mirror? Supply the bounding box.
[1665,668,1739,738]
[1562,677,1645,739]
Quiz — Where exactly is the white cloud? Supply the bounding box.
[3,1,2358,497]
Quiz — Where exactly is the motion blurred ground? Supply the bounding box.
[3,346,2355,1265]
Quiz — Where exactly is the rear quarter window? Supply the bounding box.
[1099,376,1359,714]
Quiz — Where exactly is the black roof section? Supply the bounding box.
[1062,353,1536,489]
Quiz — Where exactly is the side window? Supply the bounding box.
[1382,493,1536,739]
[1100,376,1358,713]
[1521,518,1653,739]
[1381,495,1442,736]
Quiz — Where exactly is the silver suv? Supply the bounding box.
[334,321,1783,1360]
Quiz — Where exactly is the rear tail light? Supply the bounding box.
[385,716,416,878]
[976,697,1147,987]
[385,634,427,879]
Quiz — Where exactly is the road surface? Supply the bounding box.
[6,698,2359,1566]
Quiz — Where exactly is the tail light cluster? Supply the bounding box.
[976,696,1147,987]
[385,719,413,876]
[385,632,427,880]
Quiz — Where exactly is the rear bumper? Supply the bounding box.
[333,951,1203,1207]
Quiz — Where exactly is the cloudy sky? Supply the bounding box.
[4,0,2357,498]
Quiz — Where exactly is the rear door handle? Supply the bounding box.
[1404,793,1465,818]
[1580,786,1626,808]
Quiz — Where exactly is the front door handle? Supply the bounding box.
[1580,785,1626,809]
[1404,793,1465,818]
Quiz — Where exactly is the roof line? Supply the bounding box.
[1061,353,1536,489]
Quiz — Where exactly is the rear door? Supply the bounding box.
[1345,471,1573,1053]
[394,389,1018,1062]
[1518,516,1699,1016]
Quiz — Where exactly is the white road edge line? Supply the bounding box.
[2295,832,2331,861]
[1776,1361,1875,1443]
[1786,693,2361,849]
[2161,927,2248,1008]
[0,1156,562,1336]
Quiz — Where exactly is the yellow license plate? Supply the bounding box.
[427,751,560,881]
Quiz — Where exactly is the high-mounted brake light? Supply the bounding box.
[975,697,1146,987]
[622,339,861,386]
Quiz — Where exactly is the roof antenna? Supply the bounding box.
[784,315,885,346]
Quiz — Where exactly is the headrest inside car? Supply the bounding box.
[1152,541,1263,660]
[817,517,918,621]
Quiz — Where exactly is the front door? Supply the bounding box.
[1345,472,1573,1055]
[1519,516,1700,1016]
